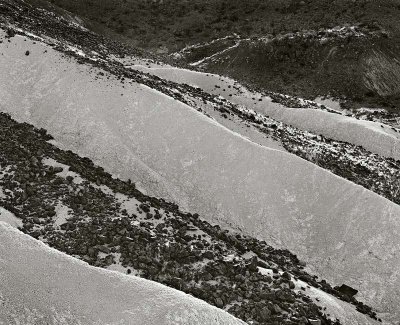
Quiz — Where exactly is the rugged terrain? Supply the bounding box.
[1,0,400,324]
[0,112,378,325]
[0,222,247,325]
[27,0,400,113]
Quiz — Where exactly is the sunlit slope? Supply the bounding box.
[129,60,400,161]
[0,222,245,325]
[1,33,400,321]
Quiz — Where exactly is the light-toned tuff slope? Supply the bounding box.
[127,59,400,161]
[1,32,400,323]
[0,222,245,325]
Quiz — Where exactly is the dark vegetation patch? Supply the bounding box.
[28,0,400,51]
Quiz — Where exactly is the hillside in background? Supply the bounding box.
[31,0,400,50]
[27,0,400,112]
[183,29,400,112]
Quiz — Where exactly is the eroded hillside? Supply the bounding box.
[1,1,400,324]
[26,0,400,112]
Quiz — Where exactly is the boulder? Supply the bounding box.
[259,306,271,321]
[215,297,224,308]
[335,284,358,297]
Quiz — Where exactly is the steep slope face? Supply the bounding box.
[121,59,400,206]
[0,112,378,325]
[363,48,400,98]
[127,58,400,161]
[1,29,400,323]
[0,222,246,325]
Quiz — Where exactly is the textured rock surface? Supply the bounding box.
[0,222,245,325]
[1,32,400,322]
[364,49,400,97]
